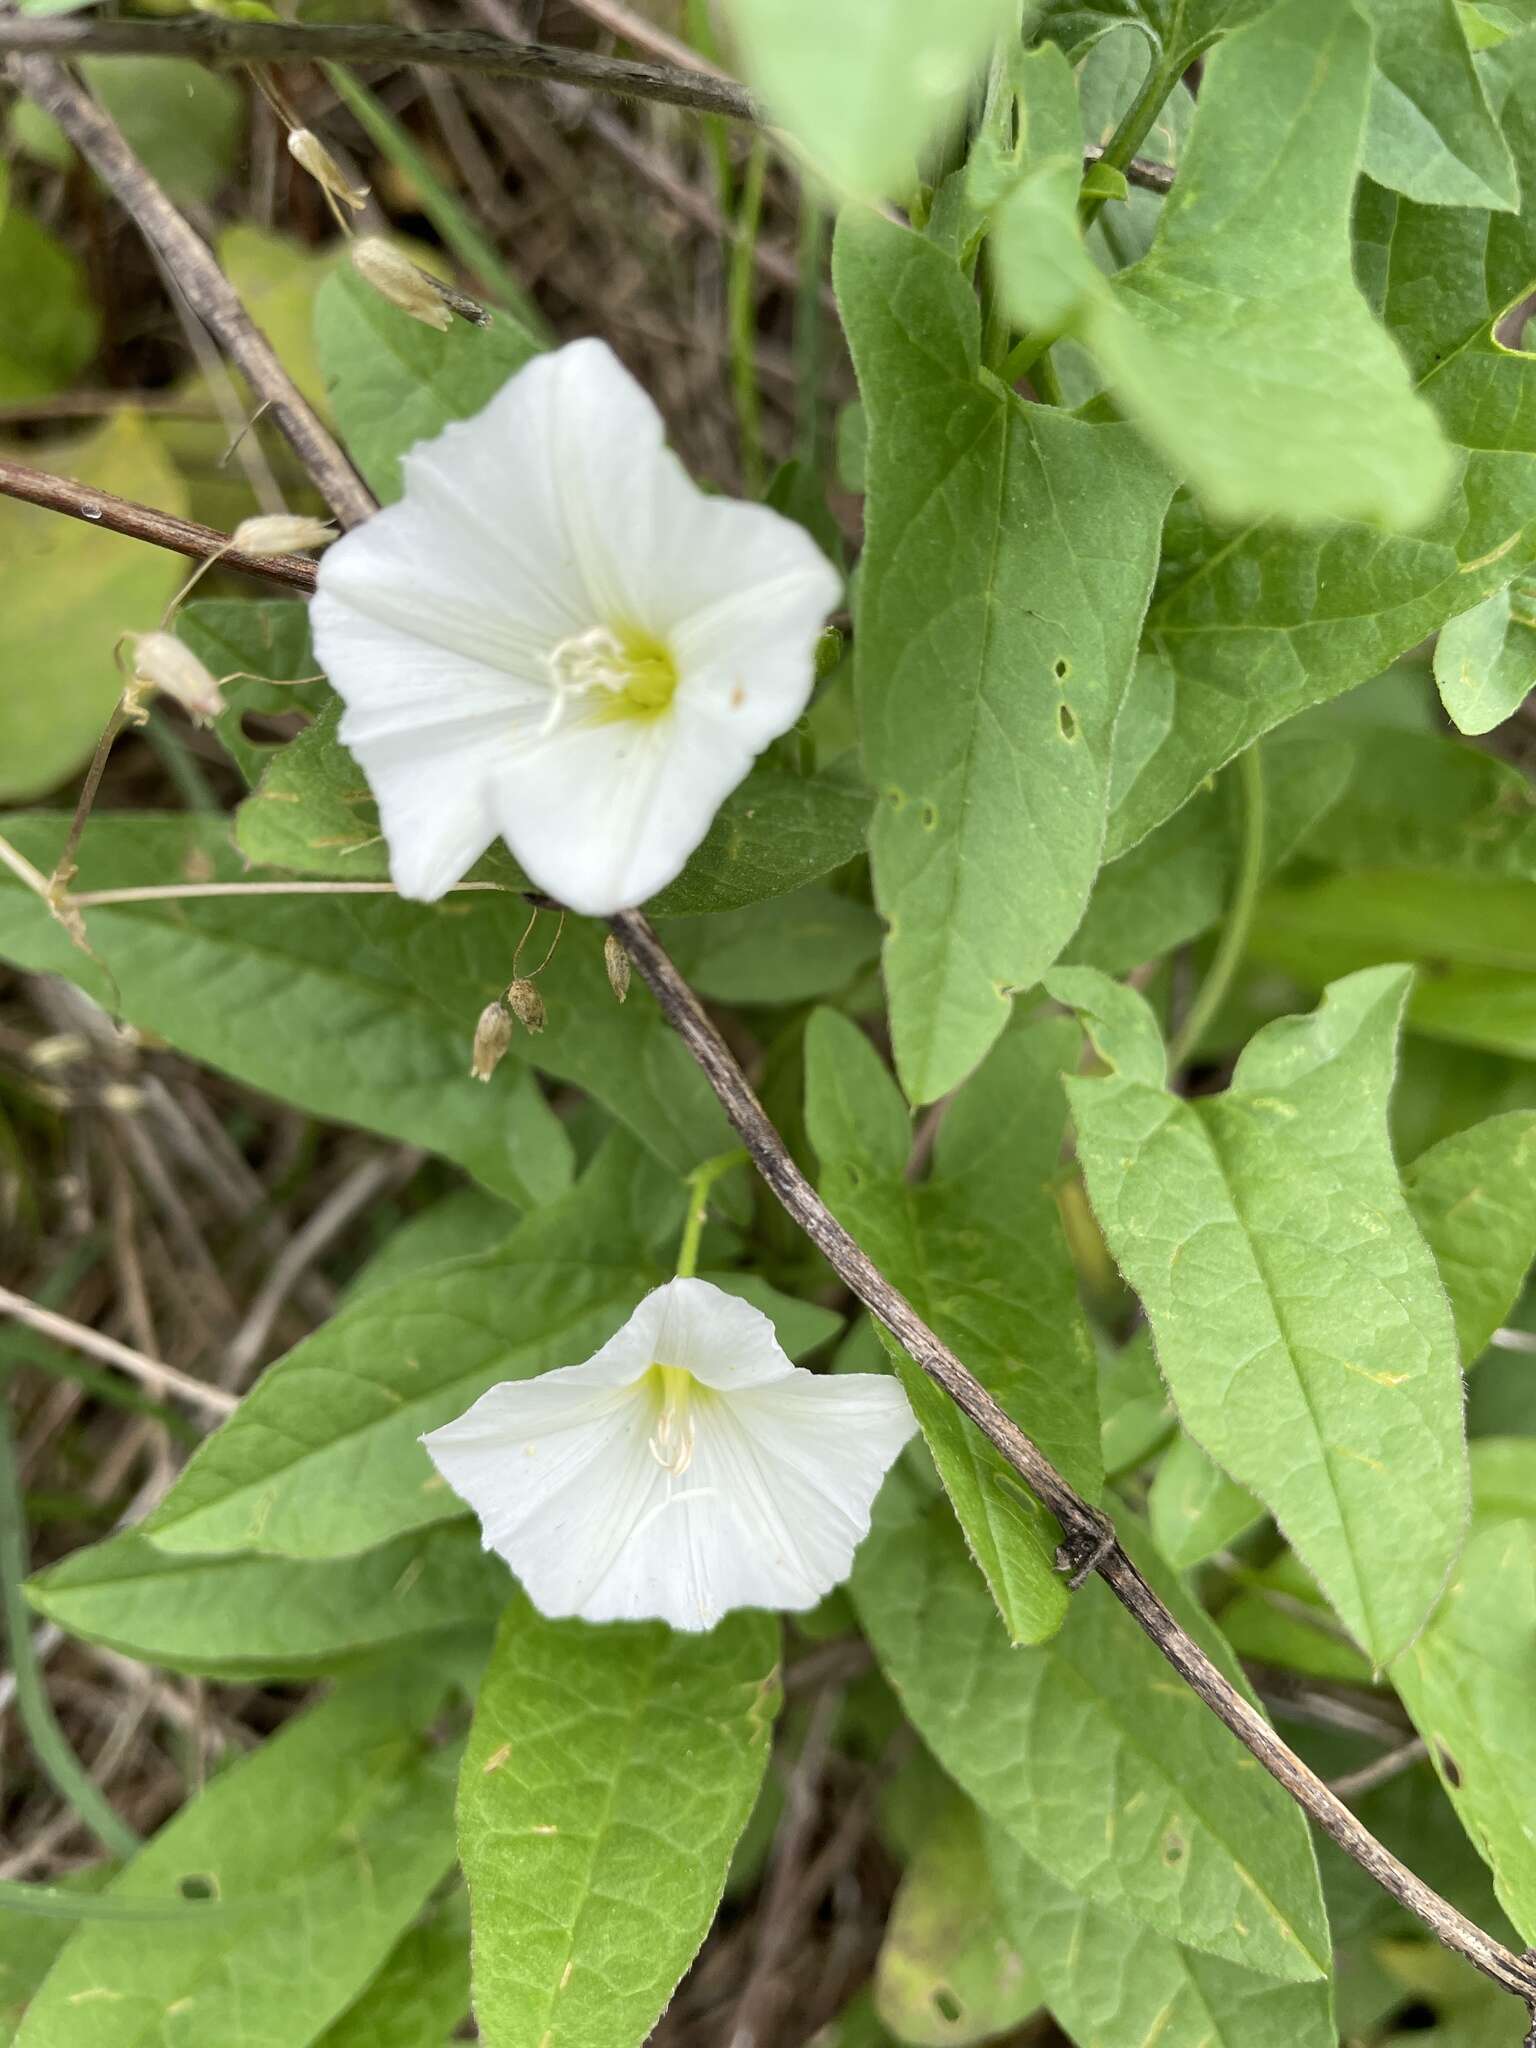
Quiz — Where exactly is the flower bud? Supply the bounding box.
[287,129,368,212]
[232,514,337,557]
[470,1001,513,1081]
[121,631,225,724]
[350,237,453,333]
[604,933,631,1003]
[505,978,546,1035]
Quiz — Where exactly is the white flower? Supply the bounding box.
[421,1277,916,1632]
[309,341,841,916]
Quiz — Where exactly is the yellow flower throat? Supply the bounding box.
[544,624,679,732]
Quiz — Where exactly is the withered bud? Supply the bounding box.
[604,933,631,1003]
[121,631,225,724]
[350,237,453,333]
[505,978,547,1035]
[232,514,337,557]
[287,129,368,212]
[470,1001,514,1082]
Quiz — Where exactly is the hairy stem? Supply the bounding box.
[608,906,1536,2024]
[1168,740,1267,1069]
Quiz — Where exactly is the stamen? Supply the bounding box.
[542,624,678,735]
[647,1364,697,1476]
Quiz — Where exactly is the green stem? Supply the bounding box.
[1079,54,1182,232]
[1168,744,1267,1070]
[0,1383,139,1861]
[728,137,768,498]
[675,1149,749,1280]
[1000,327,1057,387]
[1030,345,1065,406]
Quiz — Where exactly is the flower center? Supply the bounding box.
[542,624,678,736]
[646,1363,697,1476]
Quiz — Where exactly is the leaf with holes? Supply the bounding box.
[852,1468,1329,1981]
[875,1795,1039,2046]
[14,1676,457,2048]
[835,210,1173,1100]
[459,1594,778,2048]
[805,1007,1100,1645]
[1050,964,1469,1663]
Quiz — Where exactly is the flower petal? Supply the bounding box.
[488,709,758,915]
[422,1278,918,1632]
[544,1278,795,1394]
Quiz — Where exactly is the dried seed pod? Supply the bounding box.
[470,1001,514,1081]
[231,514,337,557]
[505,978,547,1035]
[287,129,368,212]
[120,631,225,724]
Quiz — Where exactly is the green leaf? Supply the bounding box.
[315,261,542,503]
[1434,580,1536,733]
[14,1678,457,2048]
[459,1595,778,2048]
[1148,1432,1264,1573]
[0,415,185,802]
[852,1473,1329,1981]
[806,1009,1101,1644]
[236,698,874,915]
[835,212,1173,1100]
[1357,0,1518,211]
[724,0,1014,199]
[1038,0,1270,67]
[1067,729,1353,975]
[1301,723,1536,883]
[138,1139,675,1560]
[656,886,882,1004]
[1251,869,1536,1061]
[985,1831,1336,2048]
[874,1796,1039,2047]
[1391,1514,1536,1941]
[80,58,242,206]
[0,811,728,1191]
[0,168,97,402]
[315,1887,470,2048]
[991,1,1452,528]
[1405,1112,1536,1362]
[1217,1553,1378,1689]
[176,598,332,789]
[139,1138,836,1563]
[25,1522,508,1678]
[1050,964,1469,1663]
[1110,34,1536,853]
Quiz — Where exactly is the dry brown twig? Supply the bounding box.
[0,17,1177,194]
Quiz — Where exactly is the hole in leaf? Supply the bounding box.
[1160,1826,1187,1867]
[1058,704,1078,741]
[240,709,308,746]
[1436,1743,1463,1789]
[932,1987,963,2023]
[920,802,938,830]
[1054,657,1070,679]
[179,1873,218,1901]
[886,786,906,811]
